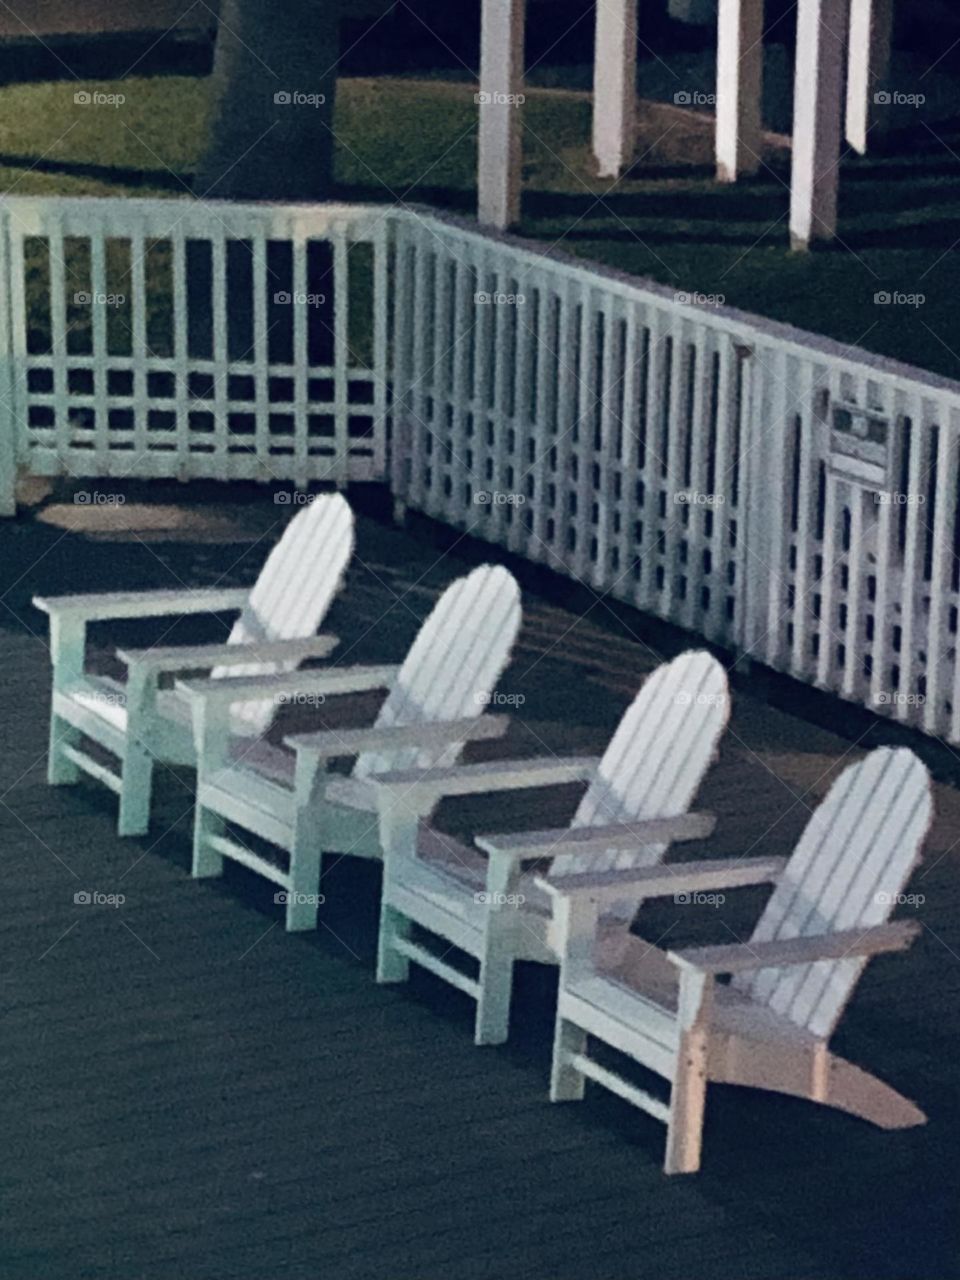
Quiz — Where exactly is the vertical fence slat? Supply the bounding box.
[371,219,389,482]
[291,220,309,489]
[48,223,68,466]
[332,225,350,488]
[896,392,928,722]
[760,347,794,668]
[250,230,270,481]
[925,402,956,735]
[0,206,17,513]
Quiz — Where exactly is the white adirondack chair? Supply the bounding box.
[541,746,932,1174]
[373,651,730,1046]
[178,564,522,931]
[33,494,354,835]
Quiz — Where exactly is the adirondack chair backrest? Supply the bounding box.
[734,748,932,1039]
[550,651,730,879]
[353,564,521,779]
[216,494,354,734]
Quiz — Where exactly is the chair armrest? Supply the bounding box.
[33,586,250,622]
[117,633,339,673]
[536,853,786,903]
[478,814,718,864]
[668,919,922,976]
[368,755,599,808]
[285,714,510,760]
[176,663,399,707]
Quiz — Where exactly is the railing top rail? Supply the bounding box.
[400,204,960,405]
[3,190,957,404]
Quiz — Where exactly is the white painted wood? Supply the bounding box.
[593,0,638,179]
[36,494,354,833]
[374,650,729,1043]
[187,564,522,931]
[790,0,850,247]
[846,0,893,155]
[738,747,932,1036]
[478,0,525,230]
[546,746,932,1172]
[716,0,764,183]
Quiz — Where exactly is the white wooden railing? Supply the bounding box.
[2,196,960,746]
[0,197,390,500]
[388,211,960,747]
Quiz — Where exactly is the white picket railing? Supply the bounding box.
[388,211,960,746]
[0,197,391,498]
[2,196,960,745]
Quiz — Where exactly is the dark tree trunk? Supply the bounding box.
[193,0,341,200]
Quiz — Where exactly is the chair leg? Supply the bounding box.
[376,902,412,983]
[664,1029,709,1175]
[192,803,226,879]
[550,1017,588,1102]
[475,948,515,1046]
[47,715,80,785]
[117,739,154,836]
[285,827,322,932]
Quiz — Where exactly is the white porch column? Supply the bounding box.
[715,0,764,182]
[845,0,894,154]
[593,0,638,179]
[789,0,849,249]
[478,0,526,230]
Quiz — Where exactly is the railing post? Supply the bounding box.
[478,0,525,230]
[0,203,17,516]
[715,0,764,183]
[592,0,638,179]
[790,0,850,249]
[846,0,893,155]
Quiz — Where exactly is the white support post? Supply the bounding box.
[593,0,638,179]
[715,0,764,183]
[478,0,526,230]
[789,0,850,249]
[0,205,17,517]
[845,0,894,155]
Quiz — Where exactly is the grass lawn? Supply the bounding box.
[2,73,959,379]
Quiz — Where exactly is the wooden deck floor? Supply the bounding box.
[1,484,958,1280]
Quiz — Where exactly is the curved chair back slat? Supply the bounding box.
[735,747,932,1038]
[552,651,730,878]
[354,564,521,779]
[218,494,354,734]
